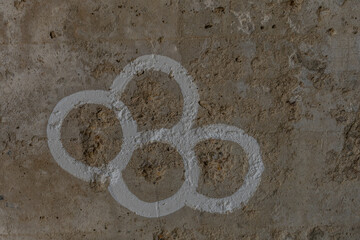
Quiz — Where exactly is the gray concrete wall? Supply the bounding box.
[0,0,359,239]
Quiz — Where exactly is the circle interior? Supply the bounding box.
[195,139,249,198]
[120,70,183,131]
[61,104,123,168]
[122,142,185,202]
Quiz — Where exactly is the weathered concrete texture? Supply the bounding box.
[0,0,359,239]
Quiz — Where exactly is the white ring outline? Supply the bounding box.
[47,90,136,181]
[186,124,264,213]
[47,54,264,218]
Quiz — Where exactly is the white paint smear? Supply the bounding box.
[47,54,265,218]
[231,11,255,35]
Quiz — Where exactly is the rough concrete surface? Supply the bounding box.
[0,0,360,239]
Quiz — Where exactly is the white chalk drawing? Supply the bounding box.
[47,55,264,218]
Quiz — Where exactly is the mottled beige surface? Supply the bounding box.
[0,0,359,239]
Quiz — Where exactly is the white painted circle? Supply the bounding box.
[47,90,136,181]
[108,129,198,218]
[110,54,199,131]
[185,124,264,213]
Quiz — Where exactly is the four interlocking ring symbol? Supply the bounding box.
[47,55,264,218]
